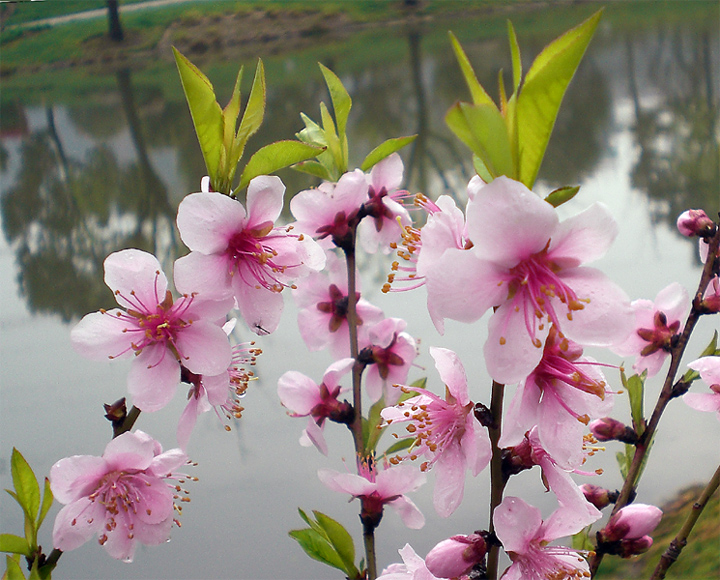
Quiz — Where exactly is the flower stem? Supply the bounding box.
[650,463,720,580]
[590,227,720,576]
[486,380,505,580]
[363,523,378,580]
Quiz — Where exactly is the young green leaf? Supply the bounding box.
[624,371,646,436]
[36,479,53,532]
[10,449,40,525]
[288,529,347,574]
[507,20,522,94]
[319,64,351,150]
[4,554,27,580]
[515,10,602,188]
[292,160,333,181]
[222,66,244,154]
[448,32,496,107]
[313,511,358,578]
[360,136,417,172]
[237,141,324,190]
[173,47,224,187]
[234,59,266,157]
[0,535,31,557]
[545,185,580,207]
[384,437,414,456]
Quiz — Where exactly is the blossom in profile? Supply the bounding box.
[381,347,491,517]
[425,176,632,384]
[611,282,689,378]
[500,326,613,469]
[277,358,355,455]
[177,335,261,450]
[357,153,412,254]
[362,317,417,405]
[318,457,426,529]
[175,175,326,335]
[71,249,233,412]
[293,252,383,358]
[377,544,440,580]
[494,496,599,580]
[50,430,189,562]
[683,356,720,421]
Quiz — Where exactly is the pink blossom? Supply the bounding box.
[600,503,662,542]
[277,358,355,455]
[500,326,614,469]
[318,458,426,529]
[293,252,383,358]
[175,175,326,335]
[290,169,368,250]
[177,338,261,450]
[357,153,412,254]
[71,249,233,412]
[494,496,599,580]
[425,176,632,384]
[683,356,720,420]
[378,544,441,580]
[381,347,491,517]
[611,282,689,378]
[50,430,188,562]
[362,317,417,405]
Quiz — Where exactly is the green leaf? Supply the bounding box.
[624,371,646,436]
[4,555,26,580]
[222,66,243,154]
[360,136,417,172]
[36,479,53,531]
[313,511,358,578]
[234,59,266,159]
[289,529,347,573]
[445,102,515,179]
[237,141,324,190]
[319,64,351,151]
[384,437,414,456]
[448,32,496,107]
[11,449,40,525]
[0,535,31,557]
[571,526,594,551]
[507,20,522,94]
[173,47,224,187]
[616,449,631,480]
[515,9,602,188]
[364,398,388,453]
[292,160,333,181]
[472,154,493,183]
[545,185,580,208]
[319,102,343,178]
[700,331,719,357]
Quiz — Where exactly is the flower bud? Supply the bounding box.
[580,484,617,510]
[589,417,638,444]
[600,504,662,543]
[700,276,720,314]
[618,535,654,558]
[677,209,715,237]
[425,533,487,579]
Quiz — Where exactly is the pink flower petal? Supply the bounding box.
[387,495,425,529]
[278,371,322,415]
[173,251,232,299]
[50,455,107,503]
[127,345,181,412]
[245,175,285,227]
[432,444,466,517]
[493,496,542,553]
[369,153,404,192]
[175,320,232,376]
[549,203,618,266]
[52,498,104,552]
[177,191,246,254]
[429,347,469,406]
[104,249,167,311]
[70,309,136,361]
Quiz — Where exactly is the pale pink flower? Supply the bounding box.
[500,326,614,469]
[357,153,412,254]
[175,175,326,335]
[50,430,188,562]
[177,338,260,450]
[290,169,368,251]
[71,249,233,412]
[425,176,632,384]
[494,496,599,580]
[611,282,689,378]
[378,544,441,580]
[683,356,720,420]
[381,347,491,517]
[293,252,383,358]
[318,458,426,529]
[277,358,355,455]
[362,317,417,405]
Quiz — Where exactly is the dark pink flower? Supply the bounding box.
[175,176,326,335]
[71,249,233,412]
[50,430,188,562]
[425,176,632,384]
[381,347,491,517]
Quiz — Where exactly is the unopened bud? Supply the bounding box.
[618,535,654,558]
[677,209,715,238]
[600,504,662,543]
[589,417,638,444]
[425,533,487,579]
[103,397,127,426]
[580,484,617,510]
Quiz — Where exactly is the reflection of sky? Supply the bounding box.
[1,15,719,580]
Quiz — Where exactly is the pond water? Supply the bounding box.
[1,3,719,579]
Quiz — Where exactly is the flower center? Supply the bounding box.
[316,284,363,332]
[226,223,288,293]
